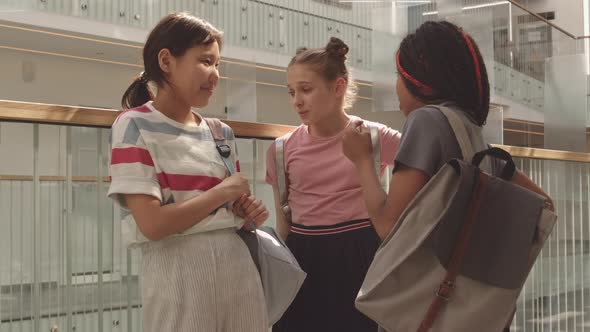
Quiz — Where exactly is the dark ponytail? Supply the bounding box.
[121,13,223,110]
[121,72,153,109]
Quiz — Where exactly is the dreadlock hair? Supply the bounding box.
[397,20,490,126]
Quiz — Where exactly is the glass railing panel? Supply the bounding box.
[0,122,36,331]
[1,103,590,331]
[0,121,142,332]
[371,1,400,112]
[254,138,277,228]
[513,157,590,331]
[544,52,588,152]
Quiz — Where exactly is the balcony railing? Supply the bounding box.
[0,99,589,331]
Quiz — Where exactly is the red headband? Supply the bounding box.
[396,51,434,95]
[461,32,483,105]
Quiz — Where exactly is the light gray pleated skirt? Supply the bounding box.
[140,228,268,332]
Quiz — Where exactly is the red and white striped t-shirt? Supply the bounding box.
[107,101,240,242]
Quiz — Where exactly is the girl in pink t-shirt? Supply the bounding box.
[266,37,401,332]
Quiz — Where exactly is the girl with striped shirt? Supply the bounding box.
[108,13,268,332]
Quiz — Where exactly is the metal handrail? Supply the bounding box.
[508,0,577,39]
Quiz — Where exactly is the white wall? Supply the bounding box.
[0,46,406,133]
[0,49,134,110]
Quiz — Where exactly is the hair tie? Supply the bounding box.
[139,71,149,84]
[461,33,483,106]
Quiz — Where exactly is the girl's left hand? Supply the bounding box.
[342,120,373,165]
[233,194,269,231]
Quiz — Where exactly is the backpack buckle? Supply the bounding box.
[216,144,231,158]
[436,280,455,302]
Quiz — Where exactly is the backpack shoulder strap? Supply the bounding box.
[204,117,225,141]
[204,117,236,175]
[363,121,389,191]
[275,132,293,207]
[428,105,476,162]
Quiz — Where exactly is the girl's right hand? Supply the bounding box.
[342,120,373,165]
[216,173,251,201]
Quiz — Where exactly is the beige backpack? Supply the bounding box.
[355,106,557,332]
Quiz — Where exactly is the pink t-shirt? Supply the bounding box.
[265,116,401,226]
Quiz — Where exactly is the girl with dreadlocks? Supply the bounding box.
[342,21,553,332]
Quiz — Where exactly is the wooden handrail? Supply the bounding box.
[0,176,111,182]
[0,99,294,139]
[494,145,590,163]
[1,99,589,163]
